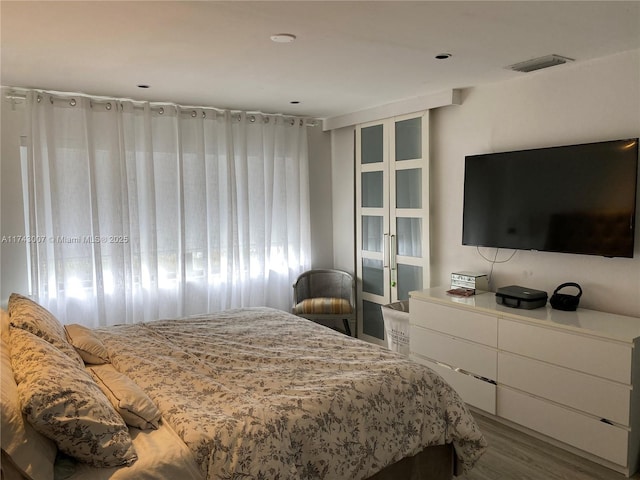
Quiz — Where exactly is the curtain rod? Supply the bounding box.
[3,89,320,127]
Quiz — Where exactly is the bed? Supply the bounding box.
[1,293,487,480]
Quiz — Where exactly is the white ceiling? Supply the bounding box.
[2,1,640,119]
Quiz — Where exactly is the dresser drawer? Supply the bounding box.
[410,298,498,347]
[498,319,632,384]
[411,326,497,380]
[497,387,628,467]
[412,356,496,414]
[498,352,630,426]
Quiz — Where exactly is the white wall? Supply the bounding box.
[330,126,355,276]
[0,97,28,308]
[306,125,334,269]
[332,49,640,317]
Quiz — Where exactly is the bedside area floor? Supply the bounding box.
[460,412,639,480]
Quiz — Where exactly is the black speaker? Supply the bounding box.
[550,282,582,311]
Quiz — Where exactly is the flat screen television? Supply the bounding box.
[462,138,639,258]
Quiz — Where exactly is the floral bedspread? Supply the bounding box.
[94,308,486,480]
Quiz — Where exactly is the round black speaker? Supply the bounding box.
[550,282,582,311]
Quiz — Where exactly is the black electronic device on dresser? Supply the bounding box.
[495,285,548,310]
[549,282,582,311]
[462,138,639,258]
[495,283,583,311]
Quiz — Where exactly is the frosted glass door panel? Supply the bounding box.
[363,300,385,339]
[396,169,421,208]
[397,218,422,257]
[361,124,384,164]
[395,117,422,161]
[356,112,429,345]
[362,216,384,252]
[362,258,384,296]
[397,264,423,301]
[362,171,383,208]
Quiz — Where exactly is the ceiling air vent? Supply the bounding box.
[507,54,574,73]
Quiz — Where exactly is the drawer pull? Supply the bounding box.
[454,367,497,386]
[431,360,497,385]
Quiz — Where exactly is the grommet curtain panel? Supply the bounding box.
[23,91,311,327]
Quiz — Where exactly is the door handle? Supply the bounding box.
[390,235,397,287]
[383,233,390,268]
[390,235,397,271]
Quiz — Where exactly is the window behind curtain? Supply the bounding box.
[23,91,311,326]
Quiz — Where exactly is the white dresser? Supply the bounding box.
[409,287,640,477]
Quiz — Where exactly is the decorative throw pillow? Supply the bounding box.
[10,327,137,468]
[64,324,110,364]
[1,309,58,480]
[89,364,161,430]
[8,293,84,367]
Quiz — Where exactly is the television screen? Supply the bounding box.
[462,138,639,258]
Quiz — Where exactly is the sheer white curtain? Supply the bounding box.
[24,90,311,326]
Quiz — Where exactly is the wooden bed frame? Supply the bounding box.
[368,444,456,480]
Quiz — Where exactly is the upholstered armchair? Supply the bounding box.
[292,269,355,336]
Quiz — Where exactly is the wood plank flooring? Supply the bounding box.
[458,412,638,480]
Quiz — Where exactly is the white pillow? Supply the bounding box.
[65,323,110,364]
[89,364,161,430]
[1,308,57,480]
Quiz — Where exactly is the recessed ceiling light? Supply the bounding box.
[270,33,296,43]
[435,53,452,60]
[137,84,150,89]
